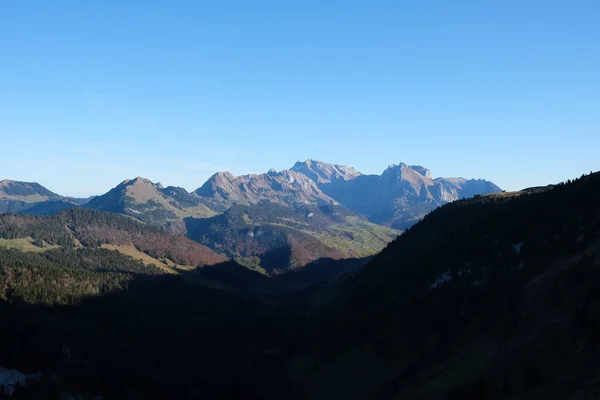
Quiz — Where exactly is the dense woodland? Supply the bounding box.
[0,208,226,266]
[0,247,162,305]
[1,172,599,398]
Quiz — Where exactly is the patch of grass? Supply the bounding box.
[0,237,58,252]
[173,204,217,219]
[100,244,179,274]
[302,217,401,257]
[235,256,268,275]
[0,194,50,203]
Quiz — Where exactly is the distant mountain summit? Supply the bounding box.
[0,179,79,214]
[290,159,362,183]
[0,179,60,199]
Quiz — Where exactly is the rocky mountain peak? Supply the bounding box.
[291,159,361,183]
[410,165,432,179]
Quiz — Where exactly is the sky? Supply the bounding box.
[1,1,599,197]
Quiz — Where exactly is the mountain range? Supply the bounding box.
[2,159,501,273]
[292,160,502,229]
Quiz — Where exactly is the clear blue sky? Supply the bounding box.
[1,1,598,197]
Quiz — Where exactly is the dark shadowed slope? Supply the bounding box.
[0,250,302,399]
[290,171,600,400]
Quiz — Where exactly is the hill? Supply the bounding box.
[85,177,216,232]
[0,208,227,269]
[290,171,600,399]
[186,201,400,274]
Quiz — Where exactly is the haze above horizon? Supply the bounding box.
[1,1,598,197]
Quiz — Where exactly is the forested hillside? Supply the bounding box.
[0,208,227,267]
[290,172,600,399]
[186,201,399,274]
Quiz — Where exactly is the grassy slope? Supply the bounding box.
[100,244,182,273]
[231,217,399,272]
[306,216,400,257]
[0,239,197,274]
[125,182,217,219]
[0,237,59,252]
[0,209,227,266]
[0,194,50,203]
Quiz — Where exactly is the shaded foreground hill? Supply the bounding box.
[291,172,600,399]
[0,255,303,399]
